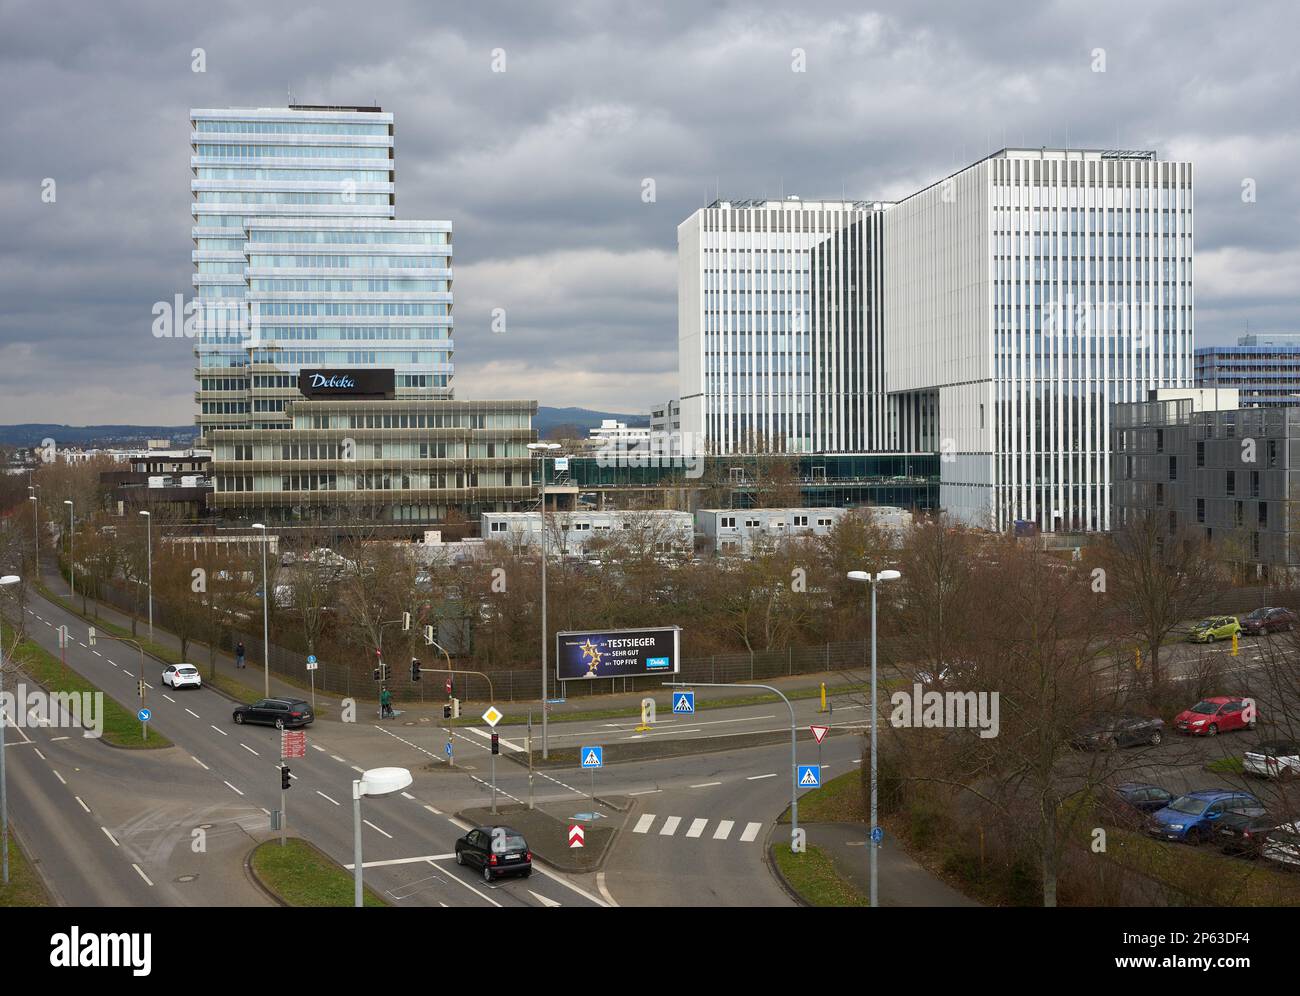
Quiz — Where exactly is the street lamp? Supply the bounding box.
[526,441,560,759]
[352,766,412,906]
[63,500,74,599]
[27,495,38,575]
[252,523,270,697]
[0,573,22,886]
[139,510,153,642]
[847,567,901,909]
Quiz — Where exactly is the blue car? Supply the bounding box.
[1146,789,1267,844]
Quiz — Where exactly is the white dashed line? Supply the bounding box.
[747,773,777,781]
[100,827,120,846]
[186,709,200,719]
[163,694,175,703]
[310,744,326,753]
[74,796,90,814]
[400,792,414,800]
[92,650,101,657]
[33,748,45,761]
[240,743,259,756]
[423,804,443,816]
[192,756,210,770]
[132,864,154,887]
[331,755,347,763]
[351,765,365,773]
[628,789,661,797]
[690,781,722,788]
[316,790,340,806]
[223,781,244,796]
[363,819,392,839]
[52,770,66,785]
[211,725,227,736]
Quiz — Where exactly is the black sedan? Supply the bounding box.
[1098,782,1175,828]
[1217,811,1281,858]
[455,826,532,882]
[1072,714,1165,750]
[232,697,314,729]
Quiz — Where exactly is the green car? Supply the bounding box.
[1187,615,1242,643]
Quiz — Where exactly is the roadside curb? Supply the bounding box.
[244,840,291,907]
[763,821,810,907]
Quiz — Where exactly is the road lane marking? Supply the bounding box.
[33,748,45,761]
[363,819,393,839]
[223,781,244,796]
[659,816,681,836]
[690,781,722,788]
[430,860,501,907]
[52,770,66,785]
[311,744,326,752]
[528,889,562,907]
[331,755,347,763]
[132,864,155,887]
[632,814,656,834]
[343,854,455,869]
[400,791,414,800]
[316,790,340,806]
[529,862,610,907]
[163,694,175,703]
[713,820,735,841]
[685,818,707,838]
[596,870,619,907]
[186,709,200,719]
[240,743,259,756]
[351,765,365,773]
[74,796,90,813]
[100,827,119,846]
[747,773,777,781]
[91,650,101,657]
[628,789,661,797]
[211,725,228,736]
[740,822,762,842]
[191,756,209,770]
[423,804,443,816]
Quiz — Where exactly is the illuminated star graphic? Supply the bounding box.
[580,639,602,675]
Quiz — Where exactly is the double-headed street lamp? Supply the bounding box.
[352,766,412,907]
[63,500,74,599]
[139,510,153,642]
[526,441,560,759]
[252,523,270,697]
[847,567,901,909]
[0,573,22,886]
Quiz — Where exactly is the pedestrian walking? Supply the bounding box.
[235,640,246,669]
[380,686,393,719]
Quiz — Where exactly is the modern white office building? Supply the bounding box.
[191,105,454,439]
[481,510,695,556]
[677,149,1194,531]
[885,148,1194,530]
[677,198,889,456]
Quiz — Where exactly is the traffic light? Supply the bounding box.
[402,611,411,631]
[442,704,452,720]
[411,658,421,682]
[281,766,292,790]
[373,666,382,682]
[442,699,461,720]
[137,680,146,698]
[490,733,500,755]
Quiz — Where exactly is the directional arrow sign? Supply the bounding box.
[481,705,503,728]
[810,725,829,745]
[568,824,585,848]
[137,708,152,723]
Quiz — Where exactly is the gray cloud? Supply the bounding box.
[2,0,1300,422]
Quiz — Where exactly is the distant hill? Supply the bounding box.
[535,406,649,435]
[0,424,198,448]
[0,409,645,448]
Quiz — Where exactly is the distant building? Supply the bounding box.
[480,509,694,557]
[1195,334,1300,407]
[695,505,912,554]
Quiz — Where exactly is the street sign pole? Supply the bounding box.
[491,751,497,815]
[527,710,534,810]
[279,762,287,847]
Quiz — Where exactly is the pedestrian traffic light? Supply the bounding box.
[281,766,291,790]
[411,658,421,682]
[442,703,452,720]
[490,733,500,755]
[373,667,382,682]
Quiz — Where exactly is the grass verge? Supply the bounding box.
[772,842,869,907]
[250,838,388,907]
[4,633,171,748]
[1206,756,1245,775]
[778,769,865,824]
[0,836,53,907]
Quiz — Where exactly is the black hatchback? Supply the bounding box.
[232,697,314,729]
[455,826,532,882]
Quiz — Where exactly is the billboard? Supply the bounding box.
[555,626,681,681]
[298,368,395,400]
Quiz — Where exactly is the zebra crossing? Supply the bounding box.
[630,813,763,843]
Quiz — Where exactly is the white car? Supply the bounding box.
[1243,741,1300,779]
[162,663,202,690]
[1261,823,1300,870]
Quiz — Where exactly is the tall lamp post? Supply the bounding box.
[526,441,560,759]
[352,766,412,906]
[252,523,270,697]
[27,493,38,575]
[847,567,901,909]
[63,500,74,599]
[139,510,153,642]
[0,573,22,885]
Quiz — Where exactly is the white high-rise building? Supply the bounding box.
[677,198,889,455]
[884,148,1193,530]
[191,105,453,439]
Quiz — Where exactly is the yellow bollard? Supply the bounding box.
[1232,630,1239,657]
[1135,647,1142,671]
[819,682,827,714]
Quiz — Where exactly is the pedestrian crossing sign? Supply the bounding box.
[673,691,695,714]
[581,746,604,768]
[797,764,821,788]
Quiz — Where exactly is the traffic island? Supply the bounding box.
[770,841,870,907]
[456,800,621,873]
[248,838,389,907]
[521,727,854,769]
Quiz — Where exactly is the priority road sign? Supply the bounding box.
[672,691,695,714]
[810,724,829,745]
[581,746,604,769]
[797,764,821,788]
[481,705,503,728]
[568,824,585,848]
[137,708,151,723]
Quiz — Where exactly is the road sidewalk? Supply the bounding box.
[805,822,982,907]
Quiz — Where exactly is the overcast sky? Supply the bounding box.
[3,0,1300,425]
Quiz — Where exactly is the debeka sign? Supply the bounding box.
[298,368,395,400]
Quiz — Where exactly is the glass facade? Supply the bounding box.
[1195,335,1300,407]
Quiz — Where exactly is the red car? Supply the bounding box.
[1174,697,1255,736]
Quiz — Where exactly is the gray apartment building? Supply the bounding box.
[1113,388,1300,576]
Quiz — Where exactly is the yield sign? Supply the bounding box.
[810,725,829,745]
[568,824,585,848]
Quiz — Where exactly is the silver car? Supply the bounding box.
[1243,741,1300,780]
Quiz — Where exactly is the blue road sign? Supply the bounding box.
[797,764,821,788]
[870,826,884,843]
[307,654,317,665]
[444,741,453,758]
[580,746,604,769]
[137,708,151,723]
[672,691,695,715]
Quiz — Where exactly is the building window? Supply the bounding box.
[1251,471,1260,497]
[1260,502,1268,528]
[1196,441,1205,468]
[720,516,736,529]
[1156,429,1164,453]
[1268,439,1278,468]
[1169,455,1177,481]
[1196,498,1205,523]
[1227,471,1235,496]
[1155,483,1164,507]
[1235,501,1244,527]
[1168,510,1177,534]
[1252,531,1261,558]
